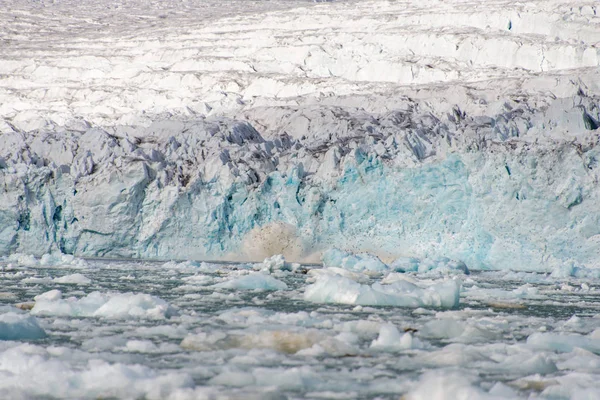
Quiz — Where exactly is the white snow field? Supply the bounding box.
[2,0,600,398]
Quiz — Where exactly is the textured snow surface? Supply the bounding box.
[1,0,600,272]
[0,257,600,399]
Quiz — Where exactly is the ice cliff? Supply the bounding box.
[1,0,600,272]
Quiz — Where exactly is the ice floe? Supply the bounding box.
[31,290,176,319]
[304,273,461,308]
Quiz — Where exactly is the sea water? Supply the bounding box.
[1,257,599,399]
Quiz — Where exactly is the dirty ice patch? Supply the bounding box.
[322,249,389,274]
[0,344,192,399]
[0,307,47,340]
[214,272,288,290]
[31,290,176,319]
[304,274,460,308]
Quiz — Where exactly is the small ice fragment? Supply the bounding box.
[371,323,423,350]
[0,309,47,340]
[322,249,389,273]
[214,273,288,290]
[54,273,91,285]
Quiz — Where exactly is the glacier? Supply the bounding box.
[1,0,600,274]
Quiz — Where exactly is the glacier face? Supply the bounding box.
[1,0,600,271]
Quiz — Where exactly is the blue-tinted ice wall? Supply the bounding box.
[1,95,599,272]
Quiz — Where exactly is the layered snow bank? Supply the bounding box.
[304,273,461,309]
[1,0,600,272]
[31,290,175,319]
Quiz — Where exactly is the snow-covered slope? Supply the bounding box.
[1,0,600,271]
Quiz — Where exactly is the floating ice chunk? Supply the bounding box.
[53,273,91,285]
[161,260,221,273]
[209,369,255,387]
[407,370,503,400]
[0,308,47,340]
[94,293,176,319]
[550,263,600,279]
[557,347,600,371]
[370,323,423,351]
[463,284,539,304]
[527,332,600,354]
[420,317,503,343]
[417,257,470,275]
[308,267,371,284]
[419,343,489,367]
[488,382,520,398]
[322,249,389,274]
[389,256,469,274]
[252,366,317,391]
[34,289,62,302]
[335,320,382,339]
[122,340,180,354]
[254,254,287,273]
[389,257,420,272]
[214,272,288,290]
[252,254,302,274]
[380,272,418,285]
[31,290,175,319]
[22,273,90,285]
[495,352,558,375]
[181,274,214,286]
[304,274,460,308]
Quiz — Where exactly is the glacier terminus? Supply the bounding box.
[1,0,600,398]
